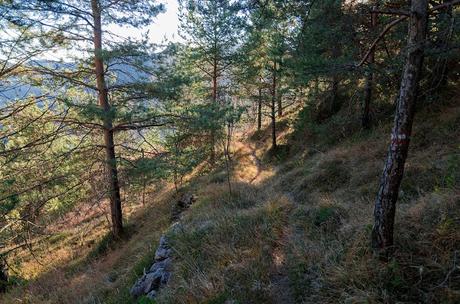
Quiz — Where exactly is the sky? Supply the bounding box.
[150,0,181,44]
[43,0,181,61]
[110,0,181,45]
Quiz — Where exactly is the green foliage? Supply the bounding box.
[266,144,290,163]
[205,292,230,304]
[444,153,459,189]
[178,0,244,70]
[288,261,322,303]
[137,296,156,304]
[313,206,337,226]
[86,232,116,261]
[1,0,460,302]
[165,191,289,303]
[382,259,406,295]
[0,179,20,213]
[298,204,347,235]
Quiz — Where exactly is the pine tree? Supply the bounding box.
[178,0,243,163]
[371,0,429,256]
[1,0,165,238]
[241,0,290,150]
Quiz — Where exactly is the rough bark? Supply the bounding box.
[0,256,7,293]
[271,61,277,150]
[91,0,123,238]
[277,93,282,117]
[362,10,377,129]
[371,0,429,256]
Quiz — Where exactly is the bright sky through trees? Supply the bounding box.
[113,0,180,44]
[42,0,180,61]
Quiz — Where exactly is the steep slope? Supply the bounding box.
[1,99,459,304]
[154,100,460,303]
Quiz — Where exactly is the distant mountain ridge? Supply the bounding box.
[0,59,151,104]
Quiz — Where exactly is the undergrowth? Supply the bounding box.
[1,96,459,304]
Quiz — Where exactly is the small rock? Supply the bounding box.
[130,237,173,298]
[149,257,171,273]
[143,270,163,294]
[155,236,171,261]
[155,247,172,261]
[197,220,213,232]
[170,222,184,234]
[171,193,196,220]
[130,275,150,298]
[146,289,157,300]
[131,194,196,300]
[161,271,171,285]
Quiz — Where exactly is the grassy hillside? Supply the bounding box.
[1,95,459,304]
[154,97,459,303]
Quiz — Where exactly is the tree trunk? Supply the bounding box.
[91,0,123,238]
[430,0,454,90]
[210,57,218,164]
[277,92,282,117]
[212,58,218,102]
[224,122,233,195]
[330,76,339,114]
[257,87,262,131]
[0,256,7,293]
[330,44,341,115]
[271,61,277,150]
[141,149,146,206]
[371,0,428,256]
[362,10,377,129]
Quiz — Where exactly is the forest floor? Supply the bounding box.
[1,98,460,304]
[151,99,460,304]
[235,137,296,304]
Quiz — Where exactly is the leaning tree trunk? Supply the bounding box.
[362,10,377,129]
[371,0,429,256]
[91,0,123,238]
[271,61,277,150]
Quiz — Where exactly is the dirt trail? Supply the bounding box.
[248,143,263,184]
[235,136,296,304]
[269,223,296,304]
[232,135,267,185]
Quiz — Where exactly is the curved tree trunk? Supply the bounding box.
[371,0,429,257]
[91,0,123,238]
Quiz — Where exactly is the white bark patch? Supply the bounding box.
[391,133,408,140]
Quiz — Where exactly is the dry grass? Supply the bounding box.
[155,102,459,303]
[1,183,177,304]
[2,100,459,303]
